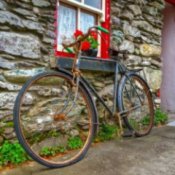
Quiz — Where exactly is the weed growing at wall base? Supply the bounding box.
[0,141,30,166]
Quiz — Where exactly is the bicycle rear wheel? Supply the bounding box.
[117,73,154,137]
[14,71,96,168]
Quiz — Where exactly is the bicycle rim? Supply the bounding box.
[118,74,154,137]
[14,71,95,168]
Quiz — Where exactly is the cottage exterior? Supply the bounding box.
[0,0,168,144]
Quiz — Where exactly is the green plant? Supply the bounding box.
[29,130,60,144]
[67,136,83,150]
[40,146,66,157]
[5,122,14,128]
[140,108,168,127]
[154,108,168,126]
[0,141,30,166]
[141,116,150,126]
[96,124,118,142]
[40,147,56,157]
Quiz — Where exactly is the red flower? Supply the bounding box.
[157,89,160,98]
[81,41,91,51]
[90,31,98,40]
[74,30,83,38]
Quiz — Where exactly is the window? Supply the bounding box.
[84,0,102,9]
[57,0,105,53]
[80,12,96,32]
[57,4,77,46]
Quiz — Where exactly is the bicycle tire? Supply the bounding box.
[117,73,154,137]
[13,70,97,168]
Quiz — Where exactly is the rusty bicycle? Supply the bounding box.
[13,26,154,168]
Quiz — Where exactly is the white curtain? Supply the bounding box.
[80,12,96,32]
[57,5,76,45]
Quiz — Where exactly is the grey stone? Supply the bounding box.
[15,1,32,10]
[112,30,124,44]
[22,20,44,34]
[143,14,163,28]
[0,110,13,120]
[0,11,24,28]
[12,8,36,17]
[99,85,114,97]
[128,5,142,16]
[43,37,54,44]
[0,32,41,59]
[3,127,14,135]
[33,7,40,15]
[0,75,6,82]
[144,67,162,91]
[120,10,134,21]
[93,82,105,88]
[3,132,16,140]
[32,0,51,7]
[0,81,21,91]
[23,93,35,105]
[123,23,141,37]
[0,54,15,60]
[126,55,142,66]
[69,130,79,137]
[143,6,158,16]
[46,30,56,39]
[0,11,43,34]
[0,25,10,31]
[132,20,161,36]
[0,57,16,70]
[3,115,13,122]
[148,1,165,11]
[0,122,5,128]
[3,68,45,83]
[119,40,135,53]
[0,1,6,10]
[0,92,17,109]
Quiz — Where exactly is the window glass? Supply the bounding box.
[84,0,102,9]
[80,12,96,32]
[57,5,76,45]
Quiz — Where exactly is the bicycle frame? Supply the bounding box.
[71,54,127,117]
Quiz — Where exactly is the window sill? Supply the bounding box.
[56,56,116,72]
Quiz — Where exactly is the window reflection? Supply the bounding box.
[84,0,102,9]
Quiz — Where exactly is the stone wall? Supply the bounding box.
[0,0,164,144]
[111,0,164,91]
[0,0,56,144]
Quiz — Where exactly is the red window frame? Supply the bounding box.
[165,0,175,5]
[55,0,111,59]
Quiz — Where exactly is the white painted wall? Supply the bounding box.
[161,3,175,113]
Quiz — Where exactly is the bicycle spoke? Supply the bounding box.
[119,74,154,136]
[14,72,95,167]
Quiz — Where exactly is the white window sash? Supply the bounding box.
[59,0,105,21]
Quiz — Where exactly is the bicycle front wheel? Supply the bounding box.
[117,73,154,137]
[14,71,96,168]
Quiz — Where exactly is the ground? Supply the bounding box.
[1,126,175,175]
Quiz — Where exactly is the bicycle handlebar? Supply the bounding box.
[62,26,109,53]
